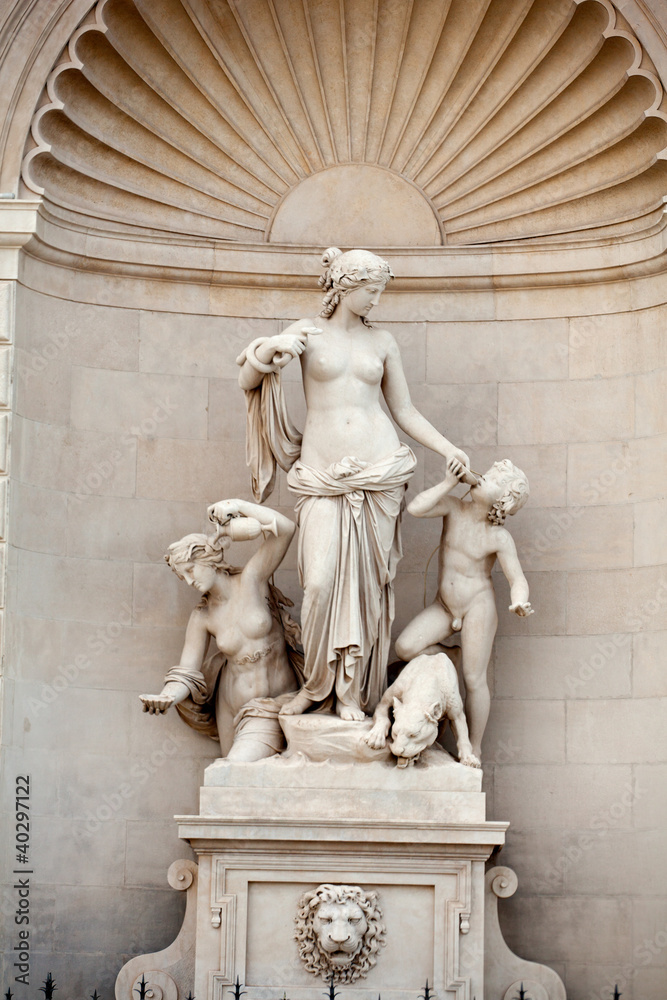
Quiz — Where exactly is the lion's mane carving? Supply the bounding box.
[295,883,386,984]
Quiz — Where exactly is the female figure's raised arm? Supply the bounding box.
[381,334,470,469]
[207,499,295,583]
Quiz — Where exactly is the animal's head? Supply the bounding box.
[390,697,441,767]
[312,899,367,965]
[295,883,386,984]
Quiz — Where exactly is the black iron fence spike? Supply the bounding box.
[419,979,433,1000]
[322,971,340,1000]
[39,974,58,1000]
[227,978,246,1000]
[133,975,149,1000]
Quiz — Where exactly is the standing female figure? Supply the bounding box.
[238,248,469,721]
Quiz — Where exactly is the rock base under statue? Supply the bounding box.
[277,709,461,765]
[201,735,482,828]
[115,756,566,1000]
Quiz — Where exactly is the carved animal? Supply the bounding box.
[295,883,386,984]
[364,651,481,768]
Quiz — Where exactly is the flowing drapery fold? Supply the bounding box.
[287,446,416,713]
[239,356,302,502]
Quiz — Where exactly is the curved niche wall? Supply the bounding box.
[20,0,667,247]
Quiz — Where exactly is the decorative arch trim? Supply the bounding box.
[14,0,667,247]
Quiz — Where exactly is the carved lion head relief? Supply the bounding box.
[295,883,386,983]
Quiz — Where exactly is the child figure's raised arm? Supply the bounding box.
[495,531,534,617]
[407,457,467,518]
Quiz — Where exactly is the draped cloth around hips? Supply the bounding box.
[287,445,416,714]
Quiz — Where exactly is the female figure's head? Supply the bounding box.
[165,532,236,593]
[318,247,394,323]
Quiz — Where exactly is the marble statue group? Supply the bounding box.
[141,247,533,769]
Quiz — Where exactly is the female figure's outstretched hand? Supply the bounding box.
[140,680,190,714]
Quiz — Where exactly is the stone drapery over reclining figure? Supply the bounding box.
[139,500,303,761]
[237,247,470,723]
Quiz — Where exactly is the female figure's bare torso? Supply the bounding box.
[205,578,296,718]
[298,315,400,468]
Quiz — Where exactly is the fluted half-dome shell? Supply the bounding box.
[22,0,667,246]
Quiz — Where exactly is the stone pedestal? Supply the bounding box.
[185,754,500,1000]
[116,756,566,1000]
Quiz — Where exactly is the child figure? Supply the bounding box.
[395,458,533,761]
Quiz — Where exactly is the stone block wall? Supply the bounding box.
[1,260,665,999]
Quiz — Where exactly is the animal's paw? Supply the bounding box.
[460,753,482,769]
[364,724,388,749]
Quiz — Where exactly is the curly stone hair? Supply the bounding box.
[486,459,530,525]
[318,247,394,325]
[164,532,239,579]
[294,883,387,984]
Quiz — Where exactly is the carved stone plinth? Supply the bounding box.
[115,759,566,1000]
[184,756,498,1000]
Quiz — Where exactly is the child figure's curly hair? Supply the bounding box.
[487,460,530,525]
[318,247,394,324]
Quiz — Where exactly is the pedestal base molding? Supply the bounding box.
[115,761,565,1000]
